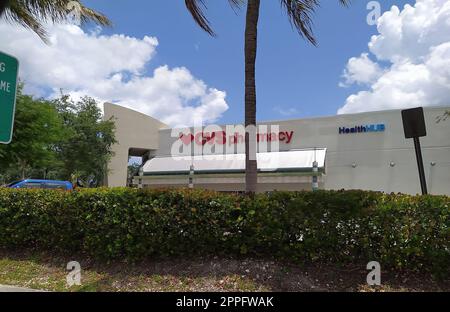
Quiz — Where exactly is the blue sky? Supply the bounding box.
[2,0,448,127]
[81,0,412,124]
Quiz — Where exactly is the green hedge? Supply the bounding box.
[0,188,448,276]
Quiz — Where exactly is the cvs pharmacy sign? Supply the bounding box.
[179,130,295,146]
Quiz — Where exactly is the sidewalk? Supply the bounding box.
[0,285,45,292]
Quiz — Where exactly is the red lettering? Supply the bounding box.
[270,132,277,141]
[180,130,294,145]
[285,131,294,144]
[204,132,215,145]
[194,132,204,145]
[179,133,194,145]
[215,131,226,145]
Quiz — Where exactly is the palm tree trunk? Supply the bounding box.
[244,0,260,194]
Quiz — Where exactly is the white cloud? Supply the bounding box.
[0,22,228,127]
[338,0,450,114]
[340,53,383,87]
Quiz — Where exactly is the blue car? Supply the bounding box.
[6,179,74,191]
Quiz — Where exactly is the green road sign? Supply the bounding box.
[0,51,19,144]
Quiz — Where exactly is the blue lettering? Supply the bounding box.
[367,125,375,132]
[339,124,385,134]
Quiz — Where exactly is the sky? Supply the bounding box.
[1,0,449,127]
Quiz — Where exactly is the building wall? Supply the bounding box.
[137,174,324,193]
[154,106,450,195]
[104,103,167,187]
[107,103,449,194]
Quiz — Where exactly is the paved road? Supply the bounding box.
[0,285,45,292]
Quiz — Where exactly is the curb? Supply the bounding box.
[0,285,46,292]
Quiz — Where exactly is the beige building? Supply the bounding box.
[104,103,450,195]
[103,103,167,187]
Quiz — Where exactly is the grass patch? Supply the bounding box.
[0,257,107,292]
[0,253,268,292]
[0,250,448,292]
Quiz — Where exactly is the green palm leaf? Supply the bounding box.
[185,0,243,36]
[1,0,111,42]
[185,0,350,44]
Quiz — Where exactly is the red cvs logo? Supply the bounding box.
[179,133,194,145]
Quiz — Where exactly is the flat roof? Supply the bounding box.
[143,149,326,175]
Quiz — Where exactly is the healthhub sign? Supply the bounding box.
[339,124,385,135]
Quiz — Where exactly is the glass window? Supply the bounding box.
[7,180,22,187]
[44,183,66,190]
[24,182,43,189]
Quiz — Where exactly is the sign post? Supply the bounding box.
[401,107,428,195]
[0,51,19,144]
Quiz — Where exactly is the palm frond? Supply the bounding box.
[280,0,350,46]
[78,5,111,27]
[0,1,9,16]
[185,0,243,36]
[2,0,111,42]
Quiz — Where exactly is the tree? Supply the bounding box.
[127,162,141,187]
[185,0,350,193]
[0,86,116,186]
[53,95,116,186]
[0,0,110,41]
[0,85,67,179]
